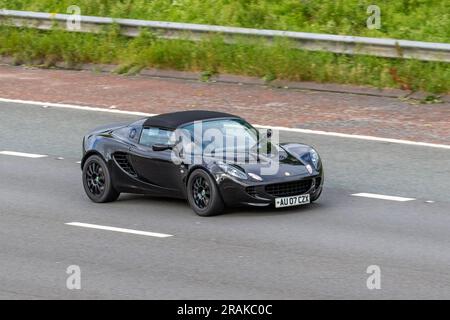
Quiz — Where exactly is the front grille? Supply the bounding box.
[113,152,137,176]
[265,179,312,197]
[315,177,322,188]
[246,186,258,198]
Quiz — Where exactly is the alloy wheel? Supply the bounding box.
[85,161,106,196]
[192,176,211,209]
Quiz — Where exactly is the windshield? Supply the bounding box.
[181,118,260,153]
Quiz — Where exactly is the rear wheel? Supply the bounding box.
[187,169,224,216]
[82,155,119,203]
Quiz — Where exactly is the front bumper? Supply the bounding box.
[216,173,324,207]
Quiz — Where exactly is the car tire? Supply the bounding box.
[187,169,224,216]
[82,155,120,203]
[310,187,322,203]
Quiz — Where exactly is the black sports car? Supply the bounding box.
[81,110,323,216]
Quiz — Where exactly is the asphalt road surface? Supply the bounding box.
[1,101,449,299]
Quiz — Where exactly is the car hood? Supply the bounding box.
[204,144,316,181]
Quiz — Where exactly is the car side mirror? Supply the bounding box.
[152,144,173,151]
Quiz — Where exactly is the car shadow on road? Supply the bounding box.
[226,202,326,218]
[116,193,187,205]
[114,193,328,218]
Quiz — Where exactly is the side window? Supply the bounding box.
[113,126,140,142]
[139,127,172,147]
[113,127,132,139]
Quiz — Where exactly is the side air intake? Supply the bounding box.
[113,152,137,177]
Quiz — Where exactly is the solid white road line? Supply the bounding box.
[2,97,450,150]
[0,150,47,158]
[0,97,156,117]
[255,125,450,150]
[351,193,416,202]
[65,222,173,238]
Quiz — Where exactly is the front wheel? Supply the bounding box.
[82,155,120,203]
[310,187,322,203]
[187,169,224,216]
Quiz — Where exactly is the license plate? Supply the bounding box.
[275,194,310,208]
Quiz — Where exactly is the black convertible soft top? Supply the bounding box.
[143,110,240,130]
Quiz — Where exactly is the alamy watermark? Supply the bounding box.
[66,5,81,31]
[66,265,81,290]
[366,265,381,290]
[366,5,381,30]
[164,122,282,176]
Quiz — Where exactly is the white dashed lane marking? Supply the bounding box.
[351,193,416,202]
[65,222,174,238]
[0,151,47,158]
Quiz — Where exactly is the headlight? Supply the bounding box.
[217,161,248,180]
[301,148,321,170]
[310,149,320,169]
[248,172,263,181]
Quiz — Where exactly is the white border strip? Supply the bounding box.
[2,97,450,150]
[0,150,47,158]
[351,193,416,202]
[66,222,173,238]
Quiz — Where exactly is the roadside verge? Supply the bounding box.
[0,63,449,146]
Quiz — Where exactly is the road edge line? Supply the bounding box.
[2,97,450,150]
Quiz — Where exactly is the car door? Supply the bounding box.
[129,127,183,195]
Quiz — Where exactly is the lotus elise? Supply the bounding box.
[81,110,323,216]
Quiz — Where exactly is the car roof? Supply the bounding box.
[143,110,240,130]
